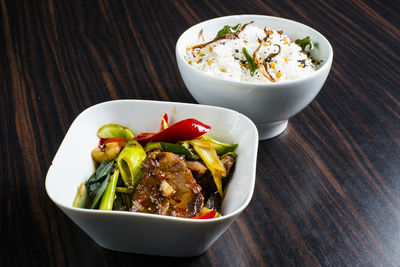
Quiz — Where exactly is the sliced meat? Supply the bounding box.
[221,155,235,175]
[131,151,204,217]
[186,160,208,178]
[205,191,221,210]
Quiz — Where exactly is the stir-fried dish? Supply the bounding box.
[73,114,238,219]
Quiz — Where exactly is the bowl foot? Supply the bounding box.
[256,120,288,140]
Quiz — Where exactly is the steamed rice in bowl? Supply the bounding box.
[176,15,333,140]
[185,21,320,83]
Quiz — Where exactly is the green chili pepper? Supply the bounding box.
[144,142,200,160]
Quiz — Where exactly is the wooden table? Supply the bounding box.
[2,0,399,266]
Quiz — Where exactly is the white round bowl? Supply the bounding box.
[45,100,258,257]
[176,15,333,140]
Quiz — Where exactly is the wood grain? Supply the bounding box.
[1,0,399,266]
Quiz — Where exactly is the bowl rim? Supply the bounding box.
[45,99,259,224]
[176,14,333,87]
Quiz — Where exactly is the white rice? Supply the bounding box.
[184,23,319,82]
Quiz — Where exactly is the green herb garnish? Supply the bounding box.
[242,47,258,73]
[214,23,241,39]
[295,36,314,51]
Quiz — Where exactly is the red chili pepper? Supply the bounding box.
[134,118,211,143]
[191,209,216,219]
[98,137,127,148]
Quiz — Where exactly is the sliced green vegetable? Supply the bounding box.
[144,142,161,152]
[202,136,238,155]
[82,161,114,209]
[161,142,200,160]
[88,175,110,209]
[221,151,238,159]
[116,187,133,194]
[114,192,126,211]
[190,138,227,197]
[214,23,241,39]
[242,47,258,73]
[73,183,90,208]
[117,140,146,187]
[97,123,135,140]
[122,193,132,209]
[295,36,314,51]
[179,141,191,149]
[145,141,200,160]
[85,161,114,185]
[99,169,120,210]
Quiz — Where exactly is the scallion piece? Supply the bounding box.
[202,136,238,155]
[83,161,115,209]
[85,161,114,185]
[190,138,227,197]
[73,183,90,208]
[99,169,120,210]
[242,47,258,73]
[115,187,133,194]
[89,175,110,209]
[117,140,146,188]
[97,123,135,140]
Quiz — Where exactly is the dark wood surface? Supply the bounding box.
[2,0,399,266]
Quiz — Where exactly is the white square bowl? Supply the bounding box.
[45,100,258,257]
